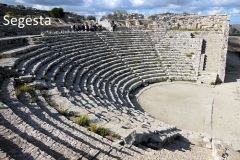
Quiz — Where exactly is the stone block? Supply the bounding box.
[19,75,34,83]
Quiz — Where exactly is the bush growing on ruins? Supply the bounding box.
[50,7,64,18]
[76,114,89,127]
[87,15,96,21]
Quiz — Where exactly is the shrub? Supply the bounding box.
[15,88,21,97]
[50,7,64,18]
[59,108,68,116]
[169,35,173,38]
[19,85,34,92]
[86,15,96,21]
[76,114,89,127]
[186,52,194,58]
[89,123,98,132]
[134,60,141,64]
[95,92,101,97]
[210,82,216,85]
[96,126,111,137]
[111,133,121,139]
[88,123,121,139]
[194,31,199,35]
[15,85,34,97]
[30,97,37,103]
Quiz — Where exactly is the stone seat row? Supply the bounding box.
[0,79,149,160]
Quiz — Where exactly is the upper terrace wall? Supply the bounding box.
[148,14,230,32]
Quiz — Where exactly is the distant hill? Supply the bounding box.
[228,36,240,53]
[0,3,85,24]
[229,24,240,36]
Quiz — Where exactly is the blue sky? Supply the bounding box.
[1,0,240,24]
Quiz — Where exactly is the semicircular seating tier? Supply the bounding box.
[0,31,216,159]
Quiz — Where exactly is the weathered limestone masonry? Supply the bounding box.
[148,14,230,83]
[1,30,240,159]
[149,30,202,81]
[109,14,230,83]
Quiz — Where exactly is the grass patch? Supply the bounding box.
[210,82,216,85]
[89,123,98,132]
[134,60,141,64]
[186,52,194,58]
[76,114,89,127]
[95,126,111,137]
[88,123,121,139]
[95,92,101,97]
[163,45,170,49]
[111,133,121,139]
[15,84,34,97]
[29,97,37,103]
[59,108,68,116]
[171,27,209,31]
[194,31,199,35]
[15,88,21,97]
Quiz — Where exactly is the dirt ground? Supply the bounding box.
[138,52,240,150]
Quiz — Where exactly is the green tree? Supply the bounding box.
[87,15,96,21]
[50,7,64,18]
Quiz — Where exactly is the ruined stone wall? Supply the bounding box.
[149,14,230,32]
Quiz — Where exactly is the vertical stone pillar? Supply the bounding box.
[218,15,230,82]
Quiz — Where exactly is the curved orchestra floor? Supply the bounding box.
[138,83,213,133]
[138,80,240,150]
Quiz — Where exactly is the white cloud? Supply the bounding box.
[168,4,181,9]
[207,7,227,15]
[32,4,52,10]
[232,8,240,14]
[129,0,145,6]
[101,0,122,9]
